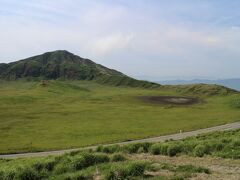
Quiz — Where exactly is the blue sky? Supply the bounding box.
[0,0,240,80]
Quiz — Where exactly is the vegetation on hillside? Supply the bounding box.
[0,50,122,80]
[97,129,240,159]
[0,129,239,180]
[162,83,238,96]
[0,80,239,154]
[95,75,159,88]
[0,50,159,88]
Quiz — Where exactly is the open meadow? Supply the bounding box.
[0,80,239,154]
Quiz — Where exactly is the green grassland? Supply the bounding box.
[0,80,239,154]
[0,129,239,180]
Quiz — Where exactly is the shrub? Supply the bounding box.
[127,162,146,176]
[123,143,151,154]
[0,170,4,179]
[16,167,42,180]
[167,144,182,157]
[231,139,240,147]
[150,144,161,155]
[139,142,152,152]
[180,141,196,154]
[111,153,126,162]
[193,144,208,157]
[69,150,81,156]
[124,144,140,154]
[105,167,128,180]
[160,144,169,155]
[54,155,74,174]
[215,149,240,159]
[105,162,146,180]
[71,153,96,170]
[72,156,89,171]
[54,163,71,175]
[94,154,110,163]
[221,138,232,144]
[102,145,120,154]
[176,165,210,174]
[96,145,103,152]
[72,153,110,171]
[209,142,224,151]
[137,147,145,154]
[33,159,56,172]
[150,143,170,155]
[2,169,17,180]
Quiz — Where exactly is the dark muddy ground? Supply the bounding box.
[139,96,199,105]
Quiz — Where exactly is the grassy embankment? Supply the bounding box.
[0,80,239,154]
[0,129,239,180]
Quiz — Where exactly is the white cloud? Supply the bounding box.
[0,0,240,78]
[89,33,134,57]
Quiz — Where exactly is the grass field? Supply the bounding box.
[0,129,239,180]
[0,80,239,154]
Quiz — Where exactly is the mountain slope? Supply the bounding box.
[0,50,123,80]
[162,83,238,95]
[158,79,240,91]
[0,50,159,88]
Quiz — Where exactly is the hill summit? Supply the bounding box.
[0,50,159,88]
[0,50,124,80]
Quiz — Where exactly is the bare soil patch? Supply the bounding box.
[130,154,240,180]
[139,96,199,105]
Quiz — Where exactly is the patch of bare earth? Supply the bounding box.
[129,154,240,180]
[139,96,199,106]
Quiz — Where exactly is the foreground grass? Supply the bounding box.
[0,80,239,154]
[0,129,239,180]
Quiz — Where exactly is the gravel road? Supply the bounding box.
[1,121,239,159]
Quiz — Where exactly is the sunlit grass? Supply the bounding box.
[0,80,239,154]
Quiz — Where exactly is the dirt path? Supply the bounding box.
[131,154,240,180]
[0,121,239,159]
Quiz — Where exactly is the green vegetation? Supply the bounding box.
[0,79,239,154]
[96,129,240,159]
[0,50,122,80]
[163,83,237,96]
[0,50,239,154]
[230,98,240,108]
[110,153,126,162]
[0,50,158,88]
[0,151,211,180]
[2,129,239,179]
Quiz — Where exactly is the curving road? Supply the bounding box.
[0,121,240,159]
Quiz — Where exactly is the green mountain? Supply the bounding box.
[0,50,159,88]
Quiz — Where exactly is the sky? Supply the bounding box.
[0,0,240,80]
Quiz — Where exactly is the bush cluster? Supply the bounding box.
[0,129,239,180]
[105,162,146,180]
[96,130,240,159]
[55,152,110,174]
[111,153,126,162]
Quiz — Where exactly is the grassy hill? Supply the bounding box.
[0,50,123,80]
[0,50,159,88]
[0,51,239,155]
[0,80,239,154]
[162,84,238,96]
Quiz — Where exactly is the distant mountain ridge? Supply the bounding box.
[158,79,240,91]
[0,50,159,88]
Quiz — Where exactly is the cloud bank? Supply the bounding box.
[0,0,240,79]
